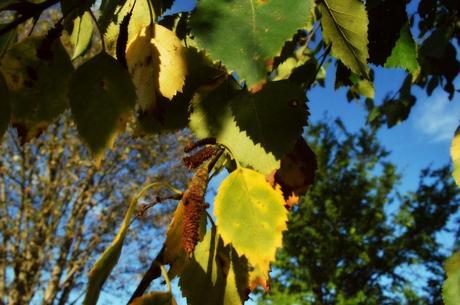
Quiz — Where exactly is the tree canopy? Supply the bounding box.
[259,120,460,305]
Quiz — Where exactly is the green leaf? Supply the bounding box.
[352,79,374,99]
[318,0,369,77]
[384,23,420,77]
[179,228,249,305]
[131,292,177,305]
[68,53,136,165]
[214,167,287,273]
[70,11,94,60]
[190,0,310,86]
[451,127,460,186]
[366,0,407,65]
[0,72,10,139]
[0,37,74,141]
[230,80,308,159]
[83,182,144,305]
[443,251,460,305]
[189,81,279,174]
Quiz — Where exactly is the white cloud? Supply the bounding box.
[413,94,460,142]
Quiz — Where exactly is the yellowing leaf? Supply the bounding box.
[214,167,288,272]
[68,53,136,165]
[131,292,177,305]
[249,264,269,292]
[0,72,10,139]
[71,11,94,59]
[451,126,460,186]
[443,251,460,305]
[105,0,155,50]
[319,0,369,78]
[126,24,187,110]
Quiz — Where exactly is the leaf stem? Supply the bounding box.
[88,9,106,53]
[159,264,172,293]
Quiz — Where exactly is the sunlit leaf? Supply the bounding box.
[318,0,369,77]
[451,127,460,186]
[190,0,310,86]
[443,251,460,305]
[384,23,420,77]
[70,11,94,59]
[214,167,287,273]
[68,52,136,165]
[189,81,280,174]
[105,0,155,50]
[126,24,187,111]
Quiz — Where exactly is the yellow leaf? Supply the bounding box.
[451,126,460,186]
[126,24,187,111]
[214,167,288,274]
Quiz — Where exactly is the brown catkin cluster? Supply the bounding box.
[184,137,217,153]
[182,164,209,254]
[183,146,218,169]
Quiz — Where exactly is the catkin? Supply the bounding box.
[182,164,209,254]
[183,146,218,169]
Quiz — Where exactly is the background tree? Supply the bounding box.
[259,120,460,305]
[0,114,190,305]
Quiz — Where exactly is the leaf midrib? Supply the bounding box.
[321,0,368,77]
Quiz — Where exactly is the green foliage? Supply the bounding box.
[384,24,419,77]
[69,52,136,164]
[230,80,308,158]
[443,251,460,305]
[190,0,310,86]
[190,80,307,174]
[189,80,279,174]
[318,0,369,78]
[0,37,74,141]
